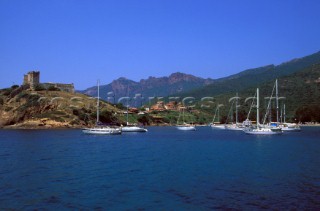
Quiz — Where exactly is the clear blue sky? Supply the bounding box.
[1,0,320,89]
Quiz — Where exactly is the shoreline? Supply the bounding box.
[1,123,320,130]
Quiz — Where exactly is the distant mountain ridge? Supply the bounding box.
[79,51,320,105]
[178,51,320,98]
[79,72,215,102]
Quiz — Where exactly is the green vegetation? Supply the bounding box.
[34,84,45,91]
[137,115,152,125]
[295,105,320,122]
[192,63,320,123]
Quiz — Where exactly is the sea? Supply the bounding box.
[0,126,320,210]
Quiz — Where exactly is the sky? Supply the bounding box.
[1,0,320,89]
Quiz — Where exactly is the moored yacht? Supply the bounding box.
[176,107,196,131]
[244,88,282,135]
[210,104,225,129]
[122,123,148,132]
[225,93,244,131]
[176,124,196,131]
[82,80,122,135]
[121,86,148,132]
[83,126,122,135]
[279,104,301,132]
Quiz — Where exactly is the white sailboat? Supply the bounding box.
[279,104,301,132]
[210,104,225,129]
[122,106,147,132]
[121,87,147,132]
[263,79,300,132]
[225,93,244,131]
[82,80,122,135]
[176,107,196,131]
[241,91,256,129]
[244,88,282,135]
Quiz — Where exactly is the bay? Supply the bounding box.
[0,126,320,210]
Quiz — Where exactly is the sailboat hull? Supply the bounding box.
[82,127,122,135]
[210,124,225,129]
[244,128,282,135]
[122,126,148,132]
[281,127,301,132]
[280,123,301,132]
[225,124,244,131]
[176,126,196,131]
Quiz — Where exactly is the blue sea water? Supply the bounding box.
[0,126,320,210]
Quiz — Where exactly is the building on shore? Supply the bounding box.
[23,71,75,93]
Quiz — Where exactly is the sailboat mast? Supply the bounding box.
[126,86,129,125]
[97,80,100,124]
[126,106,129,125]
[236,93,238,124]
[212,106,217,123]
[257,88,259,126]
[183,108,185,123]
[284,103,286,123]
[276,79,279,123]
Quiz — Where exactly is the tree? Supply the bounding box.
[138,115,151,125]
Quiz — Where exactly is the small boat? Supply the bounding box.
[176,124,196,131]
[82,80,122,135]
[211,124,226,129]
[210,104,225,129]
[122,123,148,132]
[279,123,301,132]
[176,107,196,131]
[224,93,244,131]
[121,87,148,132]
[279,104,301,132]
[225,123,244,131]
[83,126,122,135]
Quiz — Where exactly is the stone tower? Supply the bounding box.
[23,71,40,90]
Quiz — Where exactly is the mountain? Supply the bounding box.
[79,72,214,104]
[80,51,320,105]
[179,51,320,98]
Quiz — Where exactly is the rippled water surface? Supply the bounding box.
[0,126,320,210]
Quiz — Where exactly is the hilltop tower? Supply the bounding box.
[22,71,74,92]
[23,71,40,90]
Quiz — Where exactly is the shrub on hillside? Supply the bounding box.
[47,86,60,91]
[34,84,45,91]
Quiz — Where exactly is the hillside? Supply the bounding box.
[79,72,214,103]
[200,63,320,123]
[0,87,124,128]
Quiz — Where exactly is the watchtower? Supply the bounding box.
[23,71,40,90]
